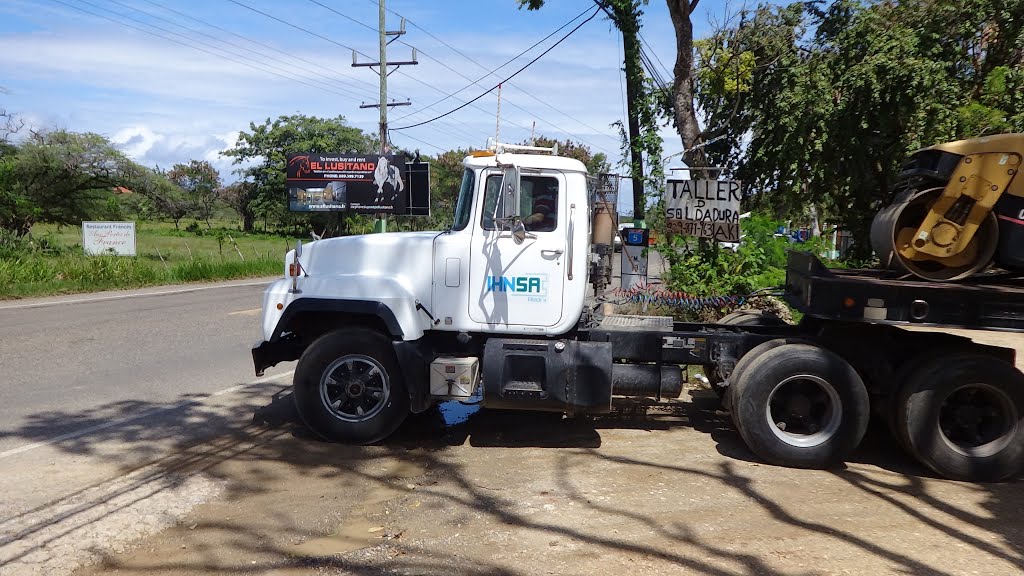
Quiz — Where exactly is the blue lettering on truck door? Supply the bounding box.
[486,276,544,295]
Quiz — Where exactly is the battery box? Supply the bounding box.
[429,357,480,399]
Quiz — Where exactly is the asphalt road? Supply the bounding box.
[0,280,282,454]
[0,279,297,575]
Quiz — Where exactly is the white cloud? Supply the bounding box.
[0,6,687,186]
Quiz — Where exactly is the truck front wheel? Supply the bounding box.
[895,354,1024,482]
[730,343,870,469]
[293,329,409,444]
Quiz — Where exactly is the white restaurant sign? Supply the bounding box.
[82,221,136,256]
[665,179,742,242]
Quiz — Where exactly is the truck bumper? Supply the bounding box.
[252,335,303,377]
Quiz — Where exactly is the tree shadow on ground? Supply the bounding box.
[1,383,1021,575]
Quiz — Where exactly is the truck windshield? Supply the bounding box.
[452,169,475,231]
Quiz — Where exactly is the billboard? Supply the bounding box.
[287,154,408,214]
[665,179,742,242]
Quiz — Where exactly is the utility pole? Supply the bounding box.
[596,1,646,228]
[353,0,417,233]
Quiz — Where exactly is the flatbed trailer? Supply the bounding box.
[571,251,1024,482]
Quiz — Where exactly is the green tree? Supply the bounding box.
[0,130,140,237]
[131,166,191,230]
[222,114,377,234]
[167,159,222,228]
[220,180,258,233]
[694,0,1024,256]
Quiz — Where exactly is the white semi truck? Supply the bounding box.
[252,144,1024,482]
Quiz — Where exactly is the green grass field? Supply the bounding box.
[1,221,299,299]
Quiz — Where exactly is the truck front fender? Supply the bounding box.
[273,298,405,340]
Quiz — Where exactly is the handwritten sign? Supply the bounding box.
[83,221,136,256]
[665,179,742,242]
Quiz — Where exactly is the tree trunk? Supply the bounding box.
[666,0,709,176]
[241,211,254,233]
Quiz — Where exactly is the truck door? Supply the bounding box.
[468,171,566,328]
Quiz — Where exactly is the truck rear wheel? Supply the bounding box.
[730,343,870,469]
[293,329,409,444]
[895,354,1024,482]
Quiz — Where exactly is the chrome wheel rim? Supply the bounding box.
[766,374,843,448]
[319,354,390,422]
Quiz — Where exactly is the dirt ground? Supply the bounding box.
[69,328,1024,576]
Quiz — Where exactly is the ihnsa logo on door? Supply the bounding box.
[486,275,547,302]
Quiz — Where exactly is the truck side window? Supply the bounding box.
[451,169,475,231]
[481,174,559,232]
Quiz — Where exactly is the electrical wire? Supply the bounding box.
[391,131,445,153]
[391,7,601,131]
[225,0,375,62]
[140,0,387,100]
[48,0,367,106]
[242,0,529,136]
[375,1,614,141]
[638,32,673,81]
[103,0,382,102]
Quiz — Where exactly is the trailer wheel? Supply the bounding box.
[293,329,409,444]
[895,354,1024,482]
[717,310,786,326]
[731,343,869,469]
[723,338,810,414]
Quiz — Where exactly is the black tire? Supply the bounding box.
[723,338,810,415]
[293,328,409,444]
[718,310,786,326]
[885,348,961,454]
[895,353,1024,482]
[730,343,870,469]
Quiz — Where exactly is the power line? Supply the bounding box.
[225,0,376,63]
[233,0,511,133]
[385,25,617,152]
[103,0,381,102]
[392,131,445,153]
[139,0,386,100]
[390,6,588,118]
[638,32,673,81]
[382,5,614,152]
[49,0,369,106]
[392,7,601,131]
[397,43,615,154]
[381,4,617,144]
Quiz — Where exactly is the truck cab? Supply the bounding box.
[252,144,612,444]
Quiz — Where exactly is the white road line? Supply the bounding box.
[228,308,262,316]
[0,370,295,460]
[0,280,274,311]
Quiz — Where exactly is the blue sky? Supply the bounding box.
[0,0,730,207]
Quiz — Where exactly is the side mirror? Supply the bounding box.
[499,165,521,219]
[295,239,302,257]
[511,218,528,245]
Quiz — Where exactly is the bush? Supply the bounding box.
[663,214,792,297]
